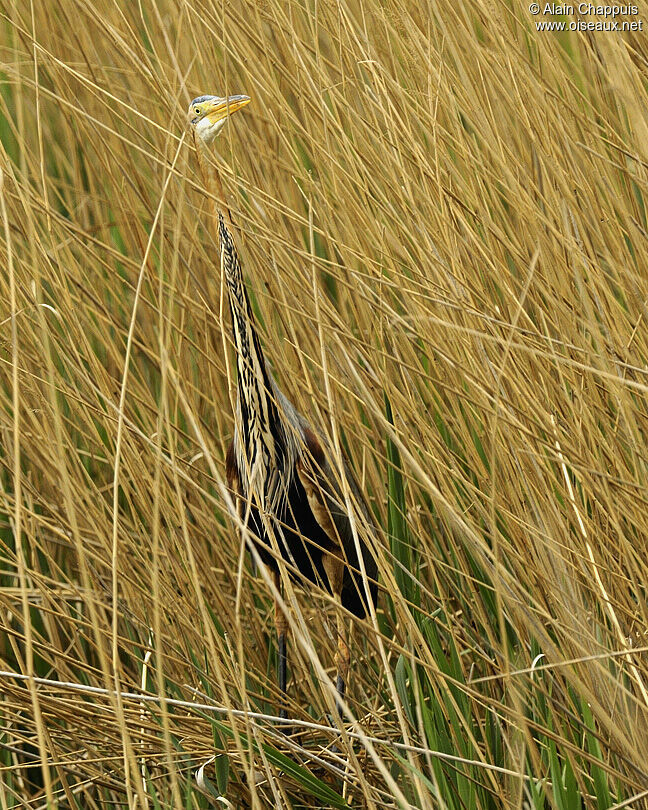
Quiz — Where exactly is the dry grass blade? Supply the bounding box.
[2,1,648,808]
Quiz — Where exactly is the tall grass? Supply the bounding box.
[2,1,648,807]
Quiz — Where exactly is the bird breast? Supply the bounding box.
[232,395,300,518]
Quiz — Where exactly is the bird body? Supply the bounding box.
[220,211,376,619]
[189,94,377,716]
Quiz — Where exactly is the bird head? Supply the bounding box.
[188,94,251,146]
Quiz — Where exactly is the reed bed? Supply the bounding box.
[2,1,648,807]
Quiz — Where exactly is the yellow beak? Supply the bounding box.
[203,94,251,124]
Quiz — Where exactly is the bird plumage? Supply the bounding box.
[221,205,377,616]
[189,93,377,716]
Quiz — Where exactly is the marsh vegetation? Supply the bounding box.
[1,2,648,807]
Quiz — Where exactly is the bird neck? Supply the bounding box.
[219,214,292,503]
[216,211,272,402]
[192,132,285,456]
[193,131,234,230]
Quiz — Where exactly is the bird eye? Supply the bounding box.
[194,106,201,116]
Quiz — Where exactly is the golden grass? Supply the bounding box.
[2,0,648,807]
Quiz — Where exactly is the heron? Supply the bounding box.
[188,93,378,720]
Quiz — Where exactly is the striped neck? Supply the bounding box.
[217,213,283,454]
[219,214,298,513]
[192,131,289,496]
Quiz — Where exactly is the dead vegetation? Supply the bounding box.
[2,1,648,807]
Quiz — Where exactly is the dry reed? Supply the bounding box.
[2,1,648,807]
